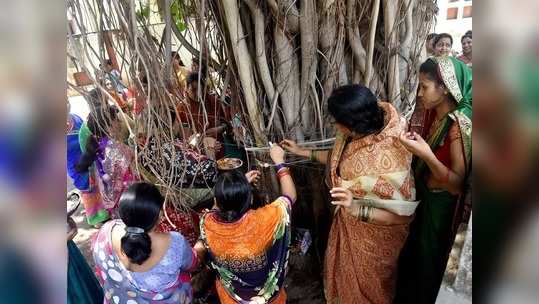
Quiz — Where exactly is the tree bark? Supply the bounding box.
[221,0,266,144]
[299,0,318,136]
[384,0,400,103]
[274,26,303,140]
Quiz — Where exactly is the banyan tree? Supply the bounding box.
[66,0,436,224]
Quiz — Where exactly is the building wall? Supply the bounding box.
[433,0,473,54]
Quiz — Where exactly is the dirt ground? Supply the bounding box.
[70,196,326,304]
[69,182,464,304]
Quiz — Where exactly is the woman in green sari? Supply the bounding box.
[395,56,472,304]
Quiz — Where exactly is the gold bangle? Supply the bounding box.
[357,205,364,220]
[310,150,318,162]
[360,205,368,222]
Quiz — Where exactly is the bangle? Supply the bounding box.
[309,150,316,162]
[277,167,290,176]
[277,168,290,179]
[363,206,369,222]
[366,206,373,223]
[358,205,365,220]
[359,205,373,222]
[277,172,290,180]
[275,163,286,172]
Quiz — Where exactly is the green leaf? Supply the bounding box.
[136,4,150,21]
[171,0,186,32]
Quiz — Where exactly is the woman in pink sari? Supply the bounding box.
[77,91,137,224]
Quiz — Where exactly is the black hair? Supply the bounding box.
[214,170,252,222]
[427,33,437,41]
[75,135,99,173]
[139,74,148,86]
[434,33,453,48]
[186,72,206,87]
[106,59,113,66]
[191,58,208,75]
[419,58,457,103]
[118,182,164,265]
[87,105,118,138]
[171,51,185,66]
[327,84,385,136]
[419,58,443,85]
[461,31,472,42]
[75,104,118,173]
[86,89,104,113]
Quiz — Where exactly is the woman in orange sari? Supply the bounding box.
[281,84,418,303]
[199,144,297,303]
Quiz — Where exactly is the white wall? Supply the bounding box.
[433,0,473,53]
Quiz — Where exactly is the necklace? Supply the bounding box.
[428,115,445,139]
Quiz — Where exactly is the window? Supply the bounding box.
[463,6,472,18]
[447,7,458,20]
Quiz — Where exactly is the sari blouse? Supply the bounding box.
[92,220,198,304]
[329,102,418,216]
[200,196,292,303]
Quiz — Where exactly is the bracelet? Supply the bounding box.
[359,205,366,221]
[277,167,290,176]
[277,168,290,179]
[277,172,290,180]
[357,205,365,221]
[366,206,373,223]
[277,166,288,174]
[359,205,373,222]
[309,150,316,162]
[275,163,286,172]
[364,206,370,222]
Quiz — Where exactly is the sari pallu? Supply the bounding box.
[67,113,89,191]
[78,123,136,225]
[324,102,417,304]
[395,56,472,304]
[68,240,103,304]
[77,122,109,225]
[96,138,137,213]
[200,197,292,304]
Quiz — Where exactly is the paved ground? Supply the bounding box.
[436,287,472,304]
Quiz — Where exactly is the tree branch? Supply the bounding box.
[384,0,400,103]
[222,0,266,144]
[299,0,318,133]
[365,0,380,86]
[244,0,277,103]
